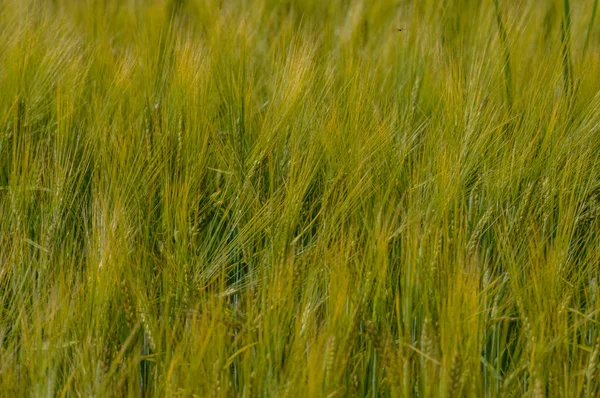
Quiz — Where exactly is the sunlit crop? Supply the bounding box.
[1,0,600,396]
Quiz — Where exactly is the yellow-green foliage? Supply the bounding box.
[2,0,600,396]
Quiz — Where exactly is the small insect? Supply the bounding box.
[397,29,403,32]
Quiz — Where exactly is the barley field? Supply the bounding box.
[2,0,600,396]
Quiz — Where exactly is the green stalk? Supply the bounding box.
[493,0,513,109]
[583,0,598,57]
[561,0,573,96]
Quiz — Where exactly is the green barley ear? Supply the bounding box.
[121,280,135,329]
[467,208,493,256]
[585,336,600,398]
[137,297,156,353]
[212,361,222,398]
[447,351,462,398]
[533,377,545,398]
[548,368,562,398]
[324,335,337,389]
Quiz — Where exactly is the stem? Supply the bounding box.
[583,0,599,57]
[493,0,513,109]
[561,0,573,96]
